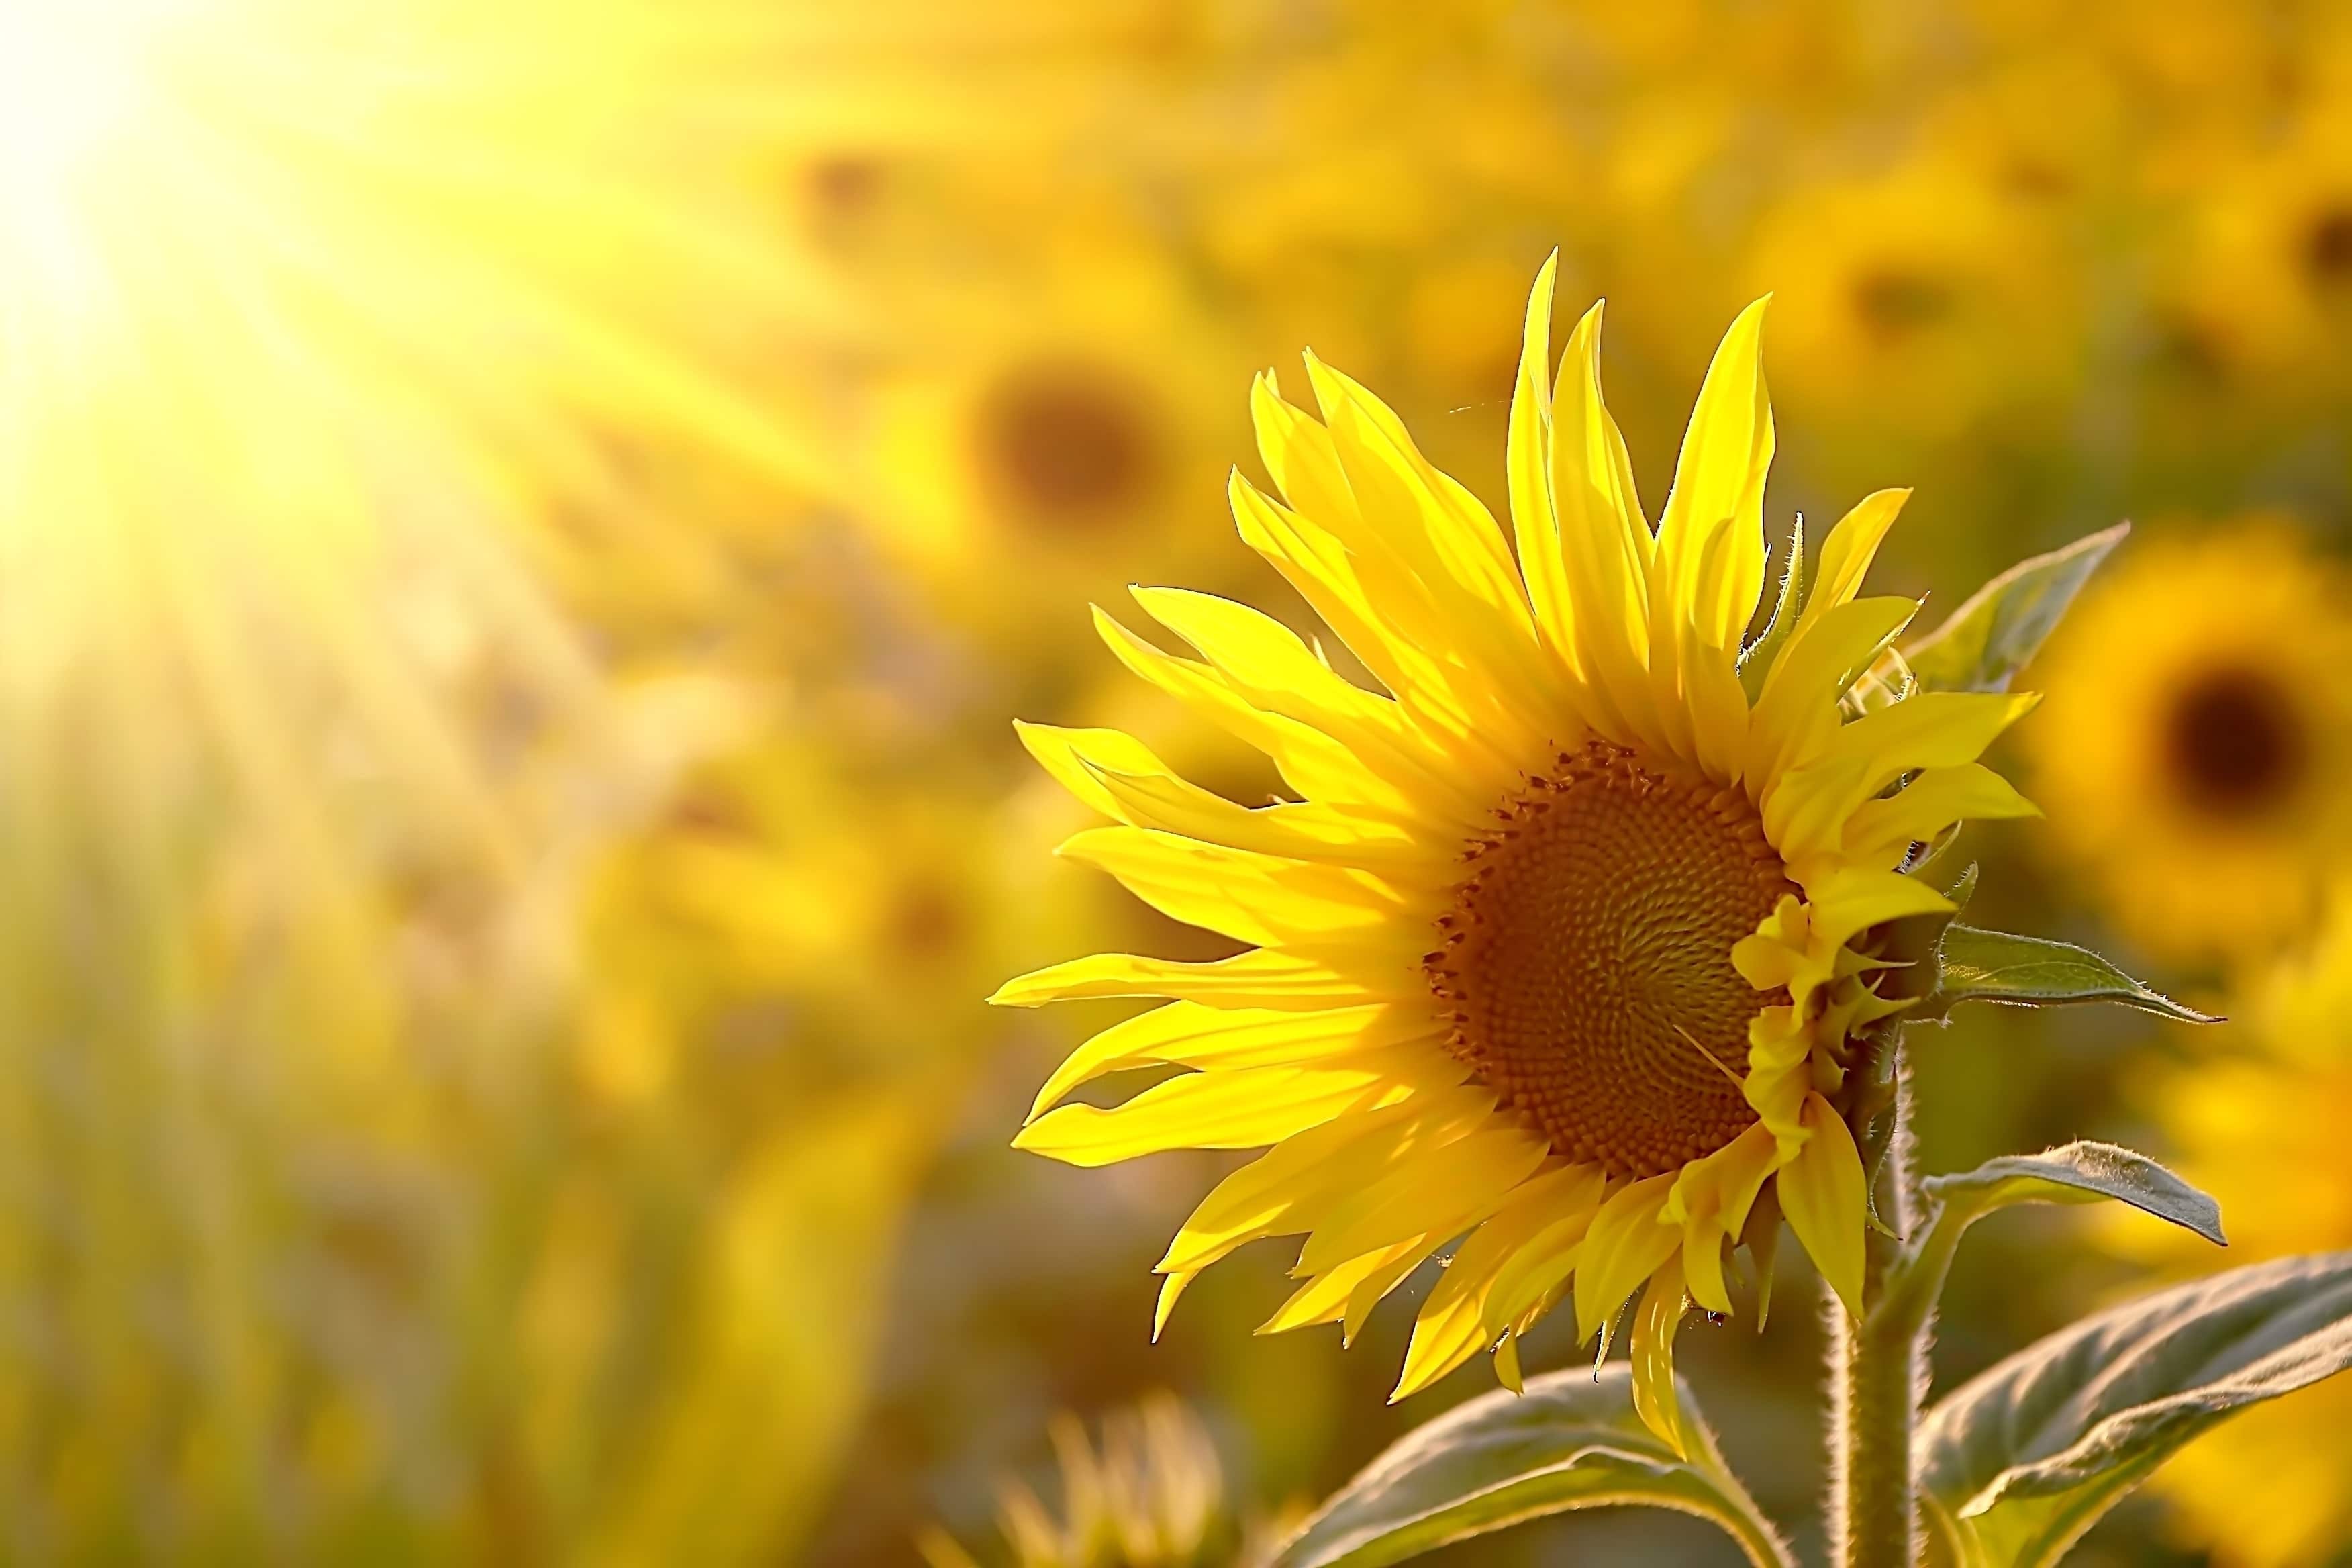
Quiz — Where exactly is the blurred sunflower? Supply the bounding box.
[2108,897,2352,1565]
[1746,152,2079,442]
[578,704,1094,1114]
[2028,520,2352,968]
[995,258,2040,1445]
[2159,105,2352,399]
[861,236,1255,665]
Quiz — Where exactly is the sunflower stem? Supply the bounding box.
[1827,1067,1926,1567]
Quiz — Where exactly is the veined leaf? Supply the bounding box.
[1903,524,2128,695]
[1930,924,2216,1023]
[1920,1142,2224,1248]
[1918,1253,2352,1568]
[1271,1366,1792,1568]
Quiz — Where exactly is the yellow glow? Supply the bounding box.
[0,0,175,195]
[0,0,848,905]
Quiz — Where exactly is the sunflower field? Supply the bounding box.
[8,2,2352,1565]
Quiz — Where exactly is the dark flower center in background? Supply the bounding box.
[806,154,885,218]
[2163,665,2307,817]
[1851,266,1955,344]
[976,359,1160,528]
[2303,204,2352,286]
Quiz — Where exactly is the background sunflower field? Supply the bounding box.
[8,1,2352,1563]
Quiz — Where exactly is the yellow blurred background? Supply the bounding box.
[5,1,2352,1563]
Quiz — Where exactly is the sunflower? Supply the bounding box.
[2102,896,2352,1564]
[992,256,2040,1442]
[859,234,1253,665]
[1744,151,2079,444]
[2028,518,2352,969]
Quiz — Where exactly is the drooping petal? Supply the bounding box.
[1393,1163,1606,1398]
[1158,1089,1493,1275]
[1573,1172,1679,1341]
[1780,1093,1867,1316]
[1630,1259,1692,1453]
[1293,1126,1549,1278]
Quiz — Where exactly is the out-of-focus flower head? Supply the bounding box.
[1747,151,2083,447]
[2028,518,2352,969]
[2108,892,2352,1564]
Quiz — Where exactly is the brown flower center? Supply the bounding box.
[2305,205,2352,287]
[1426,743,1796,1178]
[974,358,1159,528]
[2163,665,2307,818]
[1851,267,1954,345]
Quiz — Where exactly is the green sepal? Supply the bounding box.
[1738,512,1807,699]
[1903,522,2128,695]
[1270,1366,1792,1568]
[1923,923,2216,1024]
[1918,1252,2352,1568]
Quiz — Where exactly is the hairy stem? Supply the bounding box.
[1828,1069,1928,1567]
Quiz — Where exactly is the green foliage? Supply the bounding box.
[1738,512,1806,699]
[1903,524,2129,695]
[1926,924,2216,1023]
[1269,1367,1792,1568]
[1920,1142,2225,1247]
[1917,1253,2352,1567]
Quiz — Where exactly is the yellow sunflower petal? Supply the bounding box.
[1630,1259,1692,1454]
[1745,597,1922,794]
[1153,1269,1200,1341]
[1028,1001,1438,1121]
[1780,1093,1868,1316]
[1658,295,1774,653]
[1549,299,1657,746]
[1014,1065,1412,1165]
[1057,826,1403,949]
[988,948,1387,1010]
[1300,352,1534,636]
[1295,1126,1548,1277]
[1796,489,1911,638]
[1393,1164,1605,1399]
[1507,252,1574,667]
[1228,467,1481,743]
[1841,764,2041,868]
[1573,1173,1680,1342]
[1157,1089,1493,1275]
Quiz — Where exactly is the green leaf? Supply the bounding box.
[1738,512,1806,699]
[1919,1252,2352,1568]
[1904,522,2128,694]
[1921,1142,2225,1247]
[1930,924,2216,1023]
[1271,1366,1792,1568]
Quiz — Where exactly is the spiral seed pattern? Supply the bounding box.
[1425,742,1795,1178]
